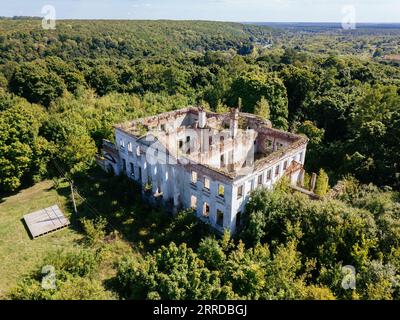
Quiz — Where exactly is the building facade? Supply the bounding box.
[98,106,308,234]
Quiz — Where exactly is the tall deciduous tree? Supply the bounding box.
[0,99,50,192]
[229,72,289,129]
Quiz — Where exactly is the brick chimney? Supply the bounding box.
[198,108,207,129]
[230,108,239,138]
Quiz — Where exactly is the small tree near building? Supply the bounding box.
[254,96,270,120]
[315,168,329,197]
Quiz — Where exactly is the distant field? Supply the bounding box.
[0,181,83,299]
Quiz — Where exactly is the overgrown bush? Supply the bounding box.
[81,217,107,247]
[8,249,105,300]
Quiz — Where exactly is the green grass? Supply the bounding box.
[0,168,211,300]
[0,180,84,299]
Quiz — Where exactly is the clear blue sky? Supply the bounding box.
[1,0,399,22]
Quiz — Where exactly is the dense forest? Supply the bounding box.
[1,20,400,300]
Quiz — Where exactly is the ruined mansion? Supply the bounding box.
[98,107,308,234]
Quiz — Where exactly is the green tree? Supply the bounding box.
[88,65,118,96]
[222,241,269,299]
[9,61,66,107]
[214,100,229,114]
[296,121,325,172]
[116,242,227,300]
[81,217,107,248]
[254,96,270,120]
[315,168,329,197]
[281,65,315,122]
[357,260,399,300]
[0,99,50,192]
[60,133,97,175]
[229,72,289,129]
[197,237,226,270]
[241,211,266,246]
[0,73,7,89]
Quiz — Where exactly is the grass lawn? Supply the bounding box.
[0,180,84,299]
[0,168,211,300]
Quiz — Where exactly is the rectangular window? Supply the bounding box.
[178,140,184,150]
[191,195,197,209]
[204,177,210,191]
[266,169,272,181]
[130,162,134,176]
[258,174,263,186]
[136,146,141,156]
[237,185,244,199]
[191,171,197,184]
[120,139,125,149]
[275,165,280,177]
[138,167,142,180]
[283,160,288,171]
[127,142,133,153]
[300,152,304,163]
[250,179,255,192]
[160,124,166,131]
[122,159,126,172]
[217,210,224,227]
[236,212,242,228]
[203,203,210,217]
[218,184,225,198]
[186,136,191,155]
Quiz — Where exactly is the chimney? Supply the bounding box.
[230,108,239,138]
[198,108,207,129]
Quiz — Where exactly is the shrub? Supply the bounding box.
[8,249,103,300]
[81,217,107,247]
[315,168,329,196]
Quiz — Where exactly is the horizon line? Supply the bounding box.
[1,17,400,24]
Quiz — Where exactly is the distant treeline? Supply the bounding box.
[0,16,41,20]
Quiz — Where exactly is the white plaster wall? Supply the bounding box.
[113,128,308,235]
[229,145,308,233]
